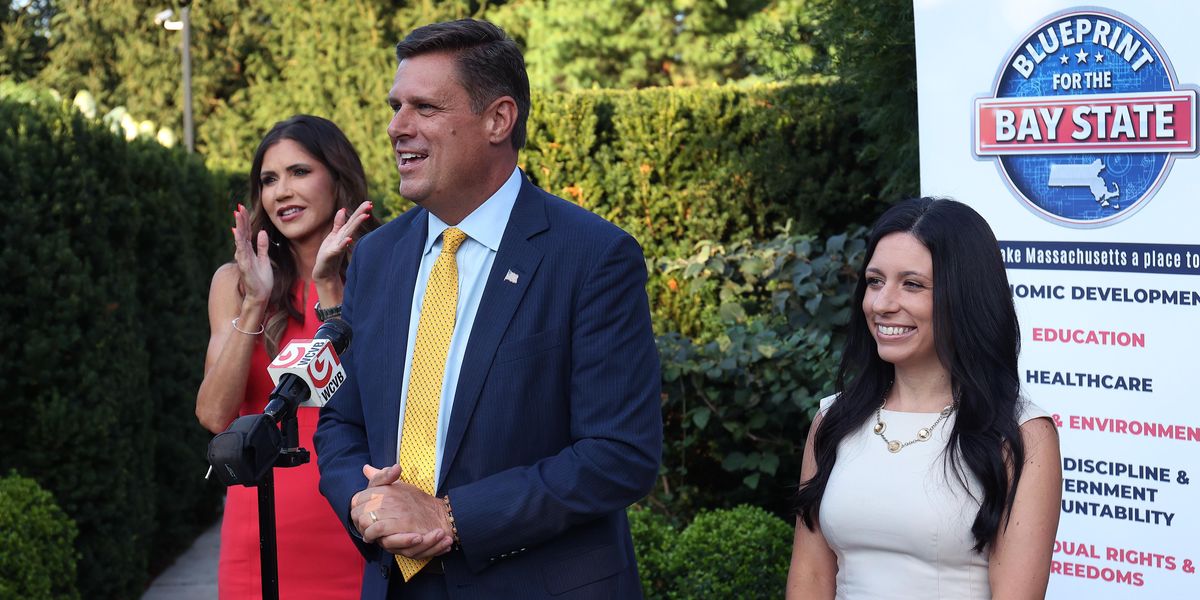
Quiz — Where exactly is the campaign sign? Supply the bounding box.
[267,339,346,408]
[918,2,1200,597]
[973,8,1198,227]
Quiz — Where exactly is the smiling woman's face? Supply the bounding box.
[259,138,337,246]
[862,232,939,373]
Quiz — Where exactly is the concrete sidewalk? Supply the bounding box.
[142,517,221,600]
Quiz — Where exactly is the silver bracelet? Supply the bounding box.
[231,317,264,335]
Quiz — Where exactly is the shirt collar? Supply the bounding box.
[423,166,521,255]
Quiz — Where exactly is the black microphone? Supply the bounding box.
[263,318,353,422]
[207,318,353,487]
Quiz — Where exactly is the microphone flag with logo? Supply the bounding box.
[266,318,351,408]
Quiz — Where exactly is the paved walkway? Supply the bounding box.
[142,517,221,600]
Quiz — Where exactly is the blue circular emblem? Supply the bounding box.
[975,8,1196,227]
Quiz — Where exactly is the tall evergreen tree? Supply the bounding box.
[33,0,509,212]
[488,0,812,90]
[1,0,53,81]
[804,0,918,198]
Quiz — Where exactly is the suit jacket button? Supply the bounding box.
[380,563,389,579]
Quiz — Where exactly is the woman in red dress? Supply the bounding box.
[197,115,379,599]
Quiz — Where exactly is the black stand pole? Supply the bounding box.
[258,469,279,600]
[256,413,307,600]
[208,361,336,600]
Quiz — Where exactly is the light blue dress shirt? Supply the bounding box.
[395,167,521,489]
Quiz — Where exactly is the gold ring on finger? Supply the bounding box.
[369,511,378,524]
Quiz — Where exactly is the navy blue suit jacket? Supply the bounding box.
[315,174,662,599]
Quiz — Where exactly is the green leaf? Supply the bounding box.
[692,407,711,429]
[804,294,822,314]
[742,473,761,489]
[741,257,767,277]
[760,453,780,475]
[826,233,847,254]
[722,452,747,471]
[718,302,747,322]
[743,453,761,469]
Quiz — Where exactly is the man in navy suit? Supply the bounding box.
[314,19,662,599]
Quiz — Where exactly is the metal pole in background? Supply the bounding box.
[181,5,194,153]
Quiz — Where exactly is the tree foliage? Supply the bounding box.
[802,0,919,198]
[0,0,53,81]
[654,227,867,517]
[32,0,497,213]
[19,0,872,215]
[0,92,226,599]
[490,0,822,90]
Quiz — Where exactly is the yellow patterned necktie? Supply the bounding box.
[396,226,467,580]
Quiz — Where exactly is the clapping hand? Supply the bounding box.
[313,201,373,284]
[232,204,272,307]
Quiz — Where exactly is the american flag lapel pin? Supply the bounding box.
[504,269,519,284]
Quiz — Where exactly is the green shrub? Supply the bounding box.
[0,472,80,600]
[31,4,899,245]
[523,85,883,337]
[0,92,225,598]
[667,505,793,599]
[525,85,875,258]
[631,504,793,599]
[653,227,868,518]
[629,505,674,598]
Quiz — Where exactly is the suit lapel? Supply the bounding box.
[378,214,427,466]
[439,177,547,488]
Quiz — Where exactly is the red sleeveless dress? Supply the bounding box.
[218,281,364,599]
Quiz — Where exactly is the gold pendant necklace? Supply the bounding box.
[873,400,956,454]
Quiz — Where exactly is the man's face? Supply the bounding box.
[386,52,494,219]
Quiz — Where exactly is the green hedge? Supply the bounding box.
[631,504,793,599]
[0,94,226,598]
[523,83,882,337]
[0,472,80,600]
[652,227,868,518]
[524,84,878,257]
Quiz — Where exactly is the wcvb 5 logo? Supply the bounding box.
[973,8,1197,228]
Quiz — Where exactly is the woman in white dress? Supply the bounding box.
[786,198,1062,599]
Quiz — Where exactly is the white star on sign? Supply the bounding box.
[1094,52,1105,63]
[1075,49,1088,63]
[1060,54,1069,65]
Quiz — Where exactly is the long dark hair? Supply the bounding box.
[246,114,379,356]
[794,197,1025,552]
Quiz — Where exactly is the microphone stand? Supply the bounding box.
[253,375,311,600]
[206,319,352,600]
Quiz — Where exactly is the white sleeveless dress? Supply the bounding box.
[817,394,1050,600]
